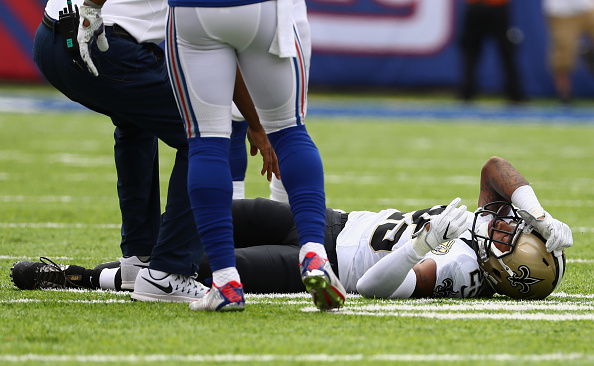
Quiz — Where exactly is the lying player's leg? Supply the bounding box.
[10,257,118,291]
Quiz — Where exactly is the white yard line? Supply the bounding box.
[318,310,594,321]
[4,292,593,304]
[0,353,591,363]
[344,303,594,311]
[2,194,594,208]
[0,223,120,229]
[2,292,593,323]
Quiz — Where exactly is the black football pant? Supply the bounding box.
[197,198,346,293]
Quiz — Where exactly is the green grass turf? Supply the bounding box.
[0,90,593,365]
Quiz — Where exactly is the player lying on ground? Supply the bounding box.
[11,156,572,300]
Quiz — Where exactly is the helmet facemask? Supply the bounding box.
[471,202,524,262]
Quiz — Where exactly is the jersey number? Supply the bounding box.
[369,206,446,252]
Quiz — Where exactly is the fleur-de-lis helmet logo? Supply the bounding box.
[507,265,544,293]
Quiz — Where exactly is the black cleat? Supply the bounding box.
[10,257,79,290]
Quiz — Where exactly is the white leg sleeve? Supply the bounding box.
[99,268,120,290]
[389,271,417,299]
[356,243,423,299]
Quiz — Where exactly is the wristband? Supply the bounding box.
[511,185,542,213]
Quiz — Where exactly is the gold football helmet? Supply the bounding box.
[471,202,566,300]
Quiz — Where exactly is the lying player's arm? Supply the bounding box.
[478,156,572,252]
[411,259,437,297]
[478,156,529,209]
[356,243,437,299]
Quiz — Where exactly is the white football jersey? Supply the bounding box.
[423,235,484,298]
[336,206,490,298]
[45,0,169,44]
[45,0,309,48]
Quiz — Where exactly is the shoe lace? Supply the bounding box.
[36,257,77,289]
[175,274,208,297]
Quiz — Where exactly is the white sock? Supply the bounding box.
[269,176,289,203]
[299,242,327,263]
[232,181,245,200]
[212,267,240,287]
[99,268,120,290]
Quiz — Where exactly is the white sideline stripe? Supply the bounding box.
[322,310,594,321]
[4,292,594,304]
[346,303,594,311]
[5,291,593,301]
[0,223,120,229]
[3,194,594,209]
[246,297,594,306]
[550,291,594,298]
[2,221,594,234]
[0,195,109,203]
[0,256,122,262]
[574,226,594,233]
[0,353,591,363]
[0,256,75,260]
[566,258,594,263]
[2,299,129,304]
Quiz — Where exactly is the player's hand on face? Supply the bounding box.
[428,197,468,245]
[77,2,109,77]
[411,197,468,256]
[246,128,280,181]
[517,209,573,252]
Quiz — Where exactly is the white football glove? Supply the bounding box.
[517,209,573,252]
[411,197,468,256]
[77,4,109,77]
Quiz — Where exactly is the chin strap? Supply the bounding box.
[474,221,490,262]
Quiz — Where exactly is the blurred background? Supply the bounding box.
[2,0,594,100]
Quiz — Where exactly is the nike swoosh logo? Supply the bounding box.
[142,277,173,293]
[442,223,451,240]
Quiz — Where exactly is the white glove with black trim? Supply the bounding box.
[517,209,573,252]
[411,197,468,256]
[77,3,109,77]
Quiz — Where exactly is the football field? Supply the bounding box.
[1,87,593,365]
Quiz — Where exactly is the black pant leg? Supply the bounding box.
[197,245,304,293]
[114,126,160,257]
[236,245,303,293]
[232,198,299,248]
[195,199,347,293]
[459,4,486,100]
[491,5,526,102]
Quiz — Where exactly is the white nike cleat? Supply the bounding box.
[189,281,245,312]
[120,256,150,291]
[131,268,209,302]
